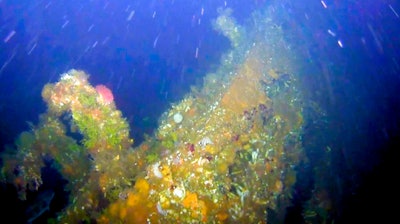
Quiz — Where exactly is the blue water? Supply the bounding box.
[1,0,399,223]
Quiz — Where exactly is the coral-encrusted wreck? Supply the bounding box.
[0,6,305,224]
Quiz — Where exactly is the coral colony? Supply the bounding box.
[1,7,306,223]
[95,84,114,105]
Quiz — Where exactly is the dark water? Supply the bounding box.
[283,1,400,223]
[1,0,399,223]
[282,1,400,222]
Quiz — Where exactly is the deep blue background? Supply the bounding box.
[280,1,400,222]
[0,0,260,146]
[1,0,400,223]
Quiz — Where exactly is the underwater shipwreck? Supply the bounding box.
[0,7,318,223]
